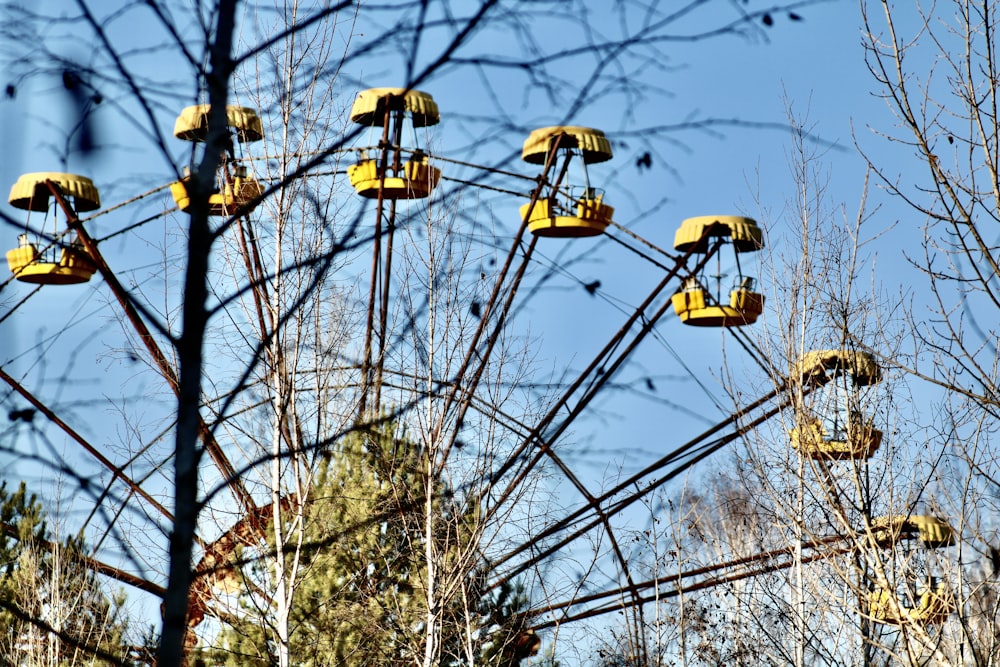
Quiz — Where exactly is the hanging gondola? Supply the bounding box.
[173,104,264,142]
[868,512,955,625]
[788,349,882,460]
[671,215,764,326]
[5,172,100,285]
[870,515,955,549]
[170,167,264,216]
[170,104,265,215]
[869,582,953,626]
[347,87,441,199]
[519,126,614,237]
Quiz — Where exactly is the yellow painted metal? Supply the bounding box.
[170,176,264,215]
[173,105,264,142]
[349,88,440,128]
[730,289,764,318]
[9,172,100,212]
[869,583,953,626]
[911,515,956,547]
[520,195,614,238]
[792,349,882,387]
[789,417,882,460]
[6,244,37,269]
[671,287,764,327]
[870,515,955,549]
[347,158,441,199]
[6,242,97,285]
[673,215,763,253]
[521,126,613,164]
[231,176,265,204]
[169,181,190,209]
[577,197,614,224]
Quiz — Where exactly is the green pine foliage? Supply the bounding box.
[0,480,130,666]
[213,424,533,667]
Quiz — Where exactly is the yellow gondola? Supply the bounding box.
[671,215,764,326]
[6,173,100,285]
[521,125,613,165]
[349,87,440,127]
[519,191,615,238]
[520,126,614,238]
[789,416,882,460]
[6,236,97,285]
[870,515,955,549]
[348,88,441,200]
[171,105,264,216]
[869,583,953,626]
[9,172,100,212]
[170,171,264,216]
[792,349,882,387]
[347,154,441,200]
[173,105,264,143]
[789,349,883,460]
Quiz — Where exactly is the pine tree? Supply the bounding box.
[215,423,530,667]
[0,480,130,666]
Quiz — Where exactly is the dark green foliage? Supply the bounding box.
[213,425,534,666]
[0,480,129,665]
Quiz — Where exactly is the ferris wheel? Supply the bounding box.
[0,87,956,661]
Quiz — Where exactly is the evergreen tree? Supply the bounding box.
[0,480,130,666]
[215,424,530,667]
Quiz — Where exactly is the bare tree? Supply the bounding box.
[580,103,990,667]
[858,1,1000,664]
